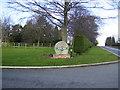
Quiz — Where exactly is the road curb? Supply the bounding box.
[1,60,120,69]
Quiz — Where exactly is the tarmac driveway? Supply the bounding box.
[2,63,119,88]
[100,46,120,57]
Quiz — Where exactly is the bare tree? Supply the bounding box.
[7,0,118,43]
[0,20,2,40]
[1,16,11,42]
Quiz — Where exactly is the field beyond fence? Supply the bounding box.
[2,42,54,47]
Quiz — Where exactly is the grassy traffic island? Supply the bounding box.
[2,46,118,66]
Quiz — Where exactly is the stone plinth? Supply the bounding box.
[55,41,69,55]
[52,54,70,58]
[53,41,70,59]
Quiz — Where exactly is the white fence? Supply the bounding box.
[2,42,54,48]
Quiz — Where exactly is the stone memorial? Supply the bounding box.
[53,41,70,58]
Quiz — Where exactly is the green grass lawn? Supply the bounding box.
[2,46,118,66]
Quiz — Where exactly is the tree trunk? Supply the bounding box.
[61,26,67,42]
[61,1,69,43]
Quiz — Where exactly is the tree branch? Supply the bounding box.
[33,1,63,24]
[49,2,64,11]
[45,15,62,28]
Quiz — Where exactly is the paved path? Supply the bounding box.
[100,46,120,57]
[2,63,119,88]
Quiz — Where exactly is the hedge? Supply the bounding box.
[73,34,93,54]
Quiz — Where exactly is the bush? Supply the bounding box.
[73,34,93,54]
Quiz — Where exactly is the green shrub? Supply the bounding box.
[73,34,93,54]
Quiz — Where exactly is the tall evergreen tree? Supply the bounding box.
[9,24,22,42]
[111,36,115,44]
[22,16,56,43]
[105,36,112,46]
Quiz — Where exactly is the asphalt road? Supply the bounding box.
[2,63,119,88]
[100,46,120,57]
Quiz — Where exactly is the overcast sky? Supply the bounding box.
[0,0,119,46]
